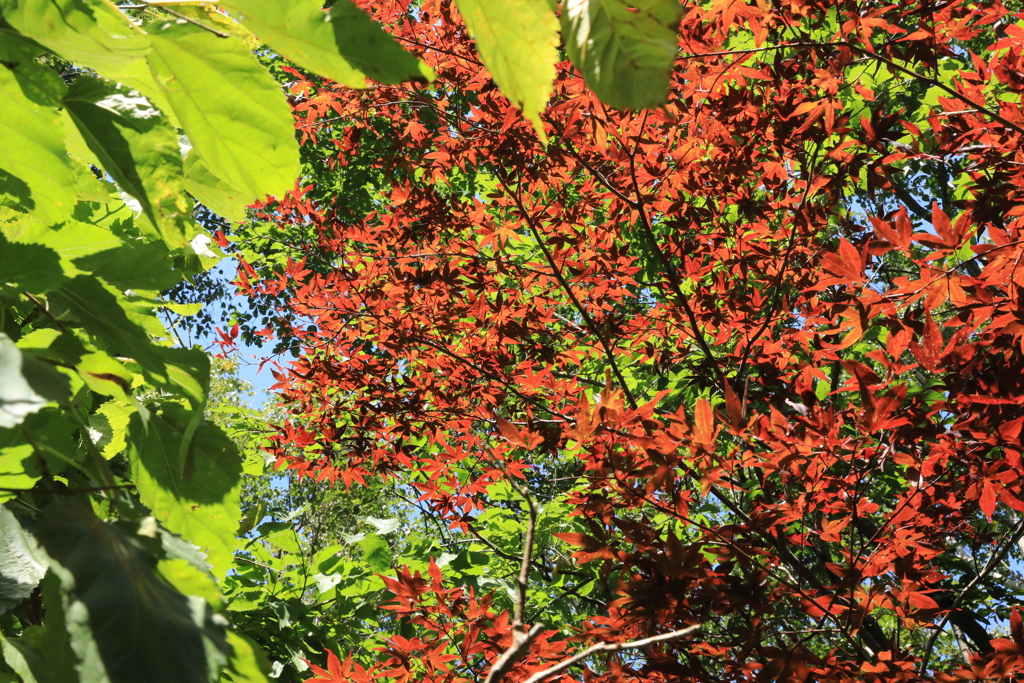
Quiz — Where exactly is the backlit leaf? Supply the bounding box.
[64,76,191,250]
[454,0,557,137]
[147,22,300,200]
[0,0,149,73]
[561,0,681,109]
[129,403,242,579]
[220,0,432,88]
[0,63,76,224]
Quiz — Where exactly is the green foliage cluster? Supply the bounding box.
[0,0,435,680]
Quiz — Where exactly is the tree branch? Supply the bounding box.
[521,624,702,683]
[484,481,545,683]
[919,516,1024,673]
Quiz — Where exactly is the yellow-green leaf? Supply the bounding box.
[147,22,300,201]
[454,0,558,139]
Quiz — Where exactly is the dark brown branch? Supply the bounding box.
[919,516,1024,673]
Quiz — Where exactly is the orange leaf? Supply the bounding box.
[724,381,742,430]
[303,650,345,683]
[907,591,940,611]
[496,416,527,447]
[981,481,998,521]
[694,398,715,446]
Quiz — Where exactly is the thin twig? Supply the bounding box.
[500,173,639,409]
[919,516,1024,673]
[484,481,545,683]
[521,624,702,683]
[142,3,230,37]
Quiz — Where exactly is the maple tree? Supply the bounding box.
[1,0,690,678]
[215,0,1024,682]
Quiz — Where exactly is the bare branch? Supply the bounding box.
[484,480,544,683]
[919,516,1024,673]
[521,624,702,683]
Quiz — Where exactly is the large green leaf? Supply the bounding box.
[55,279,211,456]
[5,213,123,265]
[64,76,191,250]
[359,533,392,572]
[73,236,178,291]
[147,22,299,200]
[0,231,66,293]
[221,632,270,683]
[129,403,242,579]
[0,442,37,504]
[454,0,557,136]
[0,505,46,614]
[0,28,67,106]
[0,63,77,224]
[220,0,432,87]
[38,498,231,683]
[55,276,167,379]
[561,0,681,109]
[183,151,249,224]
[0,0,149,73]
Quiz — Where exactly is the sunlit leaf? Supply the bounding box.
[0,0,149,73]
[129,403,242,579]
[64,76,191,250]
[454,0,557,138]
[147,22,299,200]
[0,64,76,224]
[220,0,433,87]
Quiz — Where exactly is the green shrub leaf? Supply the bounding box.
[147,22,300,201]
[561,0,681,109]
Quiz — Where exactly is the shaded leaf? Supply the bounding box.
[561,0,681,109]
[359,533,391,572]
[0,334,49,428]
[0,505,46,615]
[0,28,67,106]
[0,63,76,224]
[222,632,270,683]
[38,498,230,683]
[0,232,66,293]
[129,403,242,579]
[0,574,77,683]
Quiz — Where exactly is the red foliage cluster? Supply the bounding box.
[233,0,1024,681]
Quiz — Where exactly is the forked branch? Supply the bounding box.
[484,480,545,683]
[521,624,702,683]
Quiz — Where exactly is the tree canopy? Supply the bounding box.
[4,1,1024,683]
